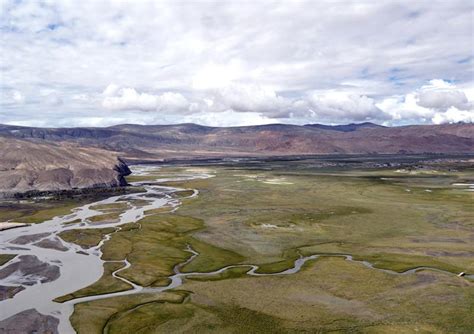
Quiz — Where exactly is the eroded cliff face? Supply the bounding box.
[0,137,131,197]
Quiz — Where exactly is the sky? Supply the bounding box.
[0,0,473,127]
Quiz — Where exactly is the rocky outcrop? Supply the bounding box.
[114,158,132,186]
[0,137,131,198]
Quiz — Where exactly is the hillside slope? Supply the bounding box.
[0,137,130,197]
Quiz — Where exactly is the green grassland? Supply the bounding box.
[161,165,473,273]
[65,161,474,333]
[72,257,474,333]
[54,261,133,303]
[90,202,130,212]
[70,291,188,334]
[4,159,473,332]
[0,188,144,225]
[0,200,88,225]
[99,213,244,287]
[59,227,116,249]
[0,254,16,266]
[87,212,122,224]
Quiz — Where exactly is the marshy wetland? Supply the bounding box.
[0,156,473,333]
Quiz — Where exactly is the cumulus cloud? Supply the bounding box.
[211,84,291,115]
[416,79,471,110]
[102,84,120,97]
[183,110,278,127]
[192,86,393,123]
[432,107,474,124]
[377,79,473,124]
[418,90,469,110]
[102,84,189,112]
[305,91,390,122]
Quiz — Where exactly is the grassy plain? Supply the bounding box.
[99,213,244,286]
[0,254,15,266]
[67,159,474,333]
[162,164,473,274]
[72,257,474,333]
[59,227,116,249]
[54,261,132,303]
[0,188,142,225]
[5,157,473,332]
[71,291,187,334]
[0,200,86,224]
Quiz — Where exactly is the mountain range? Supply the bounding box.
[1,122,473,160]
[0,122,472,196]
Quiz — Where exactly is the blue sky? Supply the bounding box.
[0,0,473,127]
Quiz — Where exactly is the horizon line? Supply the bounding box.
[0,120,472,130]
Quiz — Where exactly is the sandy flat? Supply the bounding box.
[0,255,60,286]
[10,232,50,245]
[0,222,29,231]
[0,285,25,301]
[261,223,279,229]
[33,237,68,252]
[262,179,294,185]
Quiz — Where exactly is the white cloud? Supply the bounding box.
[44,92,63,106]
[0,1,473,126]
[377,94,432,122]
[0,90,26,105]
[11,90,25,104]
[416,79,470,110]
[377,79,473,124]
[192,62,244,90]
[432,107,474,124]
[418,90,469,110]
[102,85,189,112]
[305,91,390,122]
[102,84,120,97]
[183,110,278,127]
[212,84,291,115]
[72,93,91,102]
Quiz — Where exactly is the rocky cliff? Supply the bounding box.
[0,137,131,197]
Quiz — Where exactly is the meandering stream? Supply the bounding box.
[0,166,213,332]
[0,165,471,333]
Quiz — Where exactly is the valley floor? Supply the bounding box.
[0,156,473,333]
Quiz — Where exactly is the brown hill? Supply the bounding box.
[0,137,130,197]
